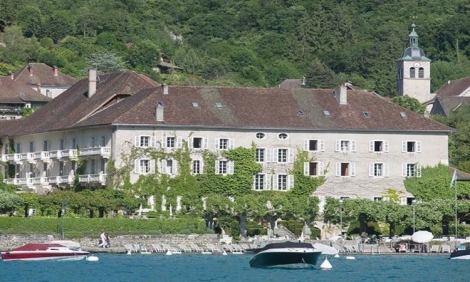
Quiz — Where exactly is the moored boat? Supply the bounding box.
[1,243,89,261]
[450,242,470,260]
[249,241,322,268]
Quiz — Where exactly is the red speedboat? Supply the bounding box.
[1,243,89,261]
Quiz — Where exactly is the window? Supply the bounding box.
[277,174,288,191]
[253,174,266,190]
[60,139,64,150]
[215,160,234,175]
[100,159,105,173]
[166,136,175,148]
[191,137,205,149]
[71,138,77,149]
[369,163,388,177]
[29,142,35,152]
[60,161,65,176]
[304,139,324,151]
[274,174,293,191]
[16,143,22,153]
[278,133,288,140]
[256,132,266,139]
[336,140,356,152]
[369,140,389,152]
[71,161,76,172]
[134,159,155,174]
[43,163,48,177]
[402,141,421,153]
[162,159,176,175]
[256,148,265,162]
[43,141,49,151]
[374,197,382,202]
[91,137,96,147]
[192,160,201,174]
[304,162,324,176]
[216,138,233,150]
[139,136,150,147]
[403,163,421,177]
[410,67,415,78]
[29,163,35,178]
[277,148,288,163]
[418,67,424,78]
[101,136,106,147]
[336,162,356,177]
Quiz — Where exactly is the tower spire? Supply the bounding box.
[409,23,419,48]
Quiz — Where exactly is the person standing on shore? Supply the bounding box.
[99,230,107,248]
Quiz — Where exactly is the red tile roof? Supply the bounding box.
[13,63,76,87]
[3,71,453,136]
[0,76,51,103]
[435,77,470,98]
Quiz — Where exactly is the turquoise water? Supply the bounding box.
[0,253,467,282]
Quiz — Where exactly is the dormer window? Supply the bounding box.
[192,102,199,108]
[215,102,223,108]
[323,110,331,117]
[278,133,288,140]
[363,111,370,118]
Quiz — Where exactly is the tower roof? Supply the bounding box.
[399,24,431,62]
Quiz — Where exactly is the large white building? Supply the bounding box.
[0,68,453,209]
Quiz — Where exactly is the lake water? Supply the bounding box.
[0,253,467,282]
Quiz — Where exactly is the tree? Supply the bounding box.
[0,190,24,214]
[304,59,338,88]
[391,96,425,114]
[87,51,127,74]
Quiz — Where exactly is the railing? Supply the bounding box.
[58,175,74,184]
[61,149,78,158]
[49,150,62,159]
[80,147,111,158]
[78,173,106,185]
[33,151,50,161]
[31,177,49,185]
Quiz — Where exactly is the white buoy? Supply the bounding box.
[127,250,132,255]
[166,250,173,256]
[86,255,99,262]
[345,256,356,260]
[222,250,227,256]
[334,254,340,258]
[320,257,332,269]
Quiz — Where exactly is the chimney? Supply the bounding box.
[88,68,97,98]
[334,83,347,105]
[53,65,58,76]
[28,64,33,76]
[156,101,164,121]
[162,83,169,95]
[37,83,41,93]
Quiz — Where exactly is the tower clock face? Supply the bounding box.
[414,63,420,67]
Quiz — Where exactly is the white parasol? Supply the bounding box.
[411,230,433,243]
[313,243,339,255]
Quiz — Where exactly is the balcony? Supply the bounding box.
[80,147,111,158]
[49,150,63,159]
[61,149,78,159]
[78,173,106,185]
[30,177,49,185]
[33,151,50,161]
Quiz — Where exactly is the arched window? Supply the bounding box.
[410,67,415,78]
[418,67,424,78]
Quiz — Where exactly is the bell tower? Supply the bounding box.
[396,24,432,103]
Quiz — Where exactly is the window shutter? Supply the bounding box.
[319,162,325,176]
[266,174,271,190]
[135,136,140,147]
[274,174,278,190]
[402,163,406,177]
[288,175,294,189]
[303,140,308,151]
[173,161,178,175]
[369,163,374,177]
[335,162,341,176]
[203,138,208,149]
[304,162,309,176]
[416,141,422,153]
[319,140,325,151]
[288,149,294,163]
[369,141,374,152]
[214,160,219,174]
[151,136,156,147]
[229,161,234,174]
[384,163,389,177]
[150,160,155,173]
[134,159,140,174]
[266,148,272,162]
[384,141,389,152]
[215,138,220,149]
[229,139,234,149]
[351,140,356,152]
[252,175,256,190]
[335,140,340,151]
[417,164,422,177]
[162,136,166,148]
[273,148,279,162]
[176,137,182,148]
[350,163,356,176]
[189,137,194,148]
[402,141,407,152]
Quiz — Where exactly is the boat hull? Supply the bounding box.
[450,250,470,260]
[1,243,89,261]
[249,248,322,268]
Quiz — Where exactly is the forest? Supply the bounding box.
[1,0,470,95]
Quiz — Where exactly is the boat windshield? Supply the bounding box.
[457,245,467,251]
